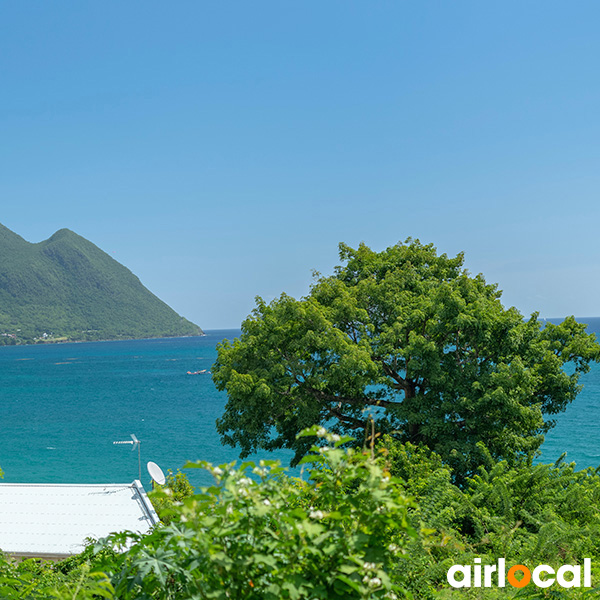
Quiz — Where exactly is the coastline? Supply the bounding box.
[0,331,206,349]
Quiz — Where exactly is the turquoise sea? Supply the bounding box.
[0,330,295,488]
[0,321,599,488]
[541,317,600,469]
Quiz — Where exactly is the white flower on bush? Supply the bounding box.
[262,499,271,506]
[363,562,377,571]
[362,575,382,587]
[330,434,341,442]
[309,510,324,520]
[211,466,224,477]
[388,544,399,553]
[316,427,327,437]
[238,477,253,486]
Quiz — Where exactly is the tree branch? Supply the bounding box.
[305,386,398,408]
[326,405,367,429]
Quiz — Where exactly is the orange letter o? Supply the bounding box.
[507,565,531,588]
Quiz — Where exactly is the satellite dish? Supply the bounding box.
[147,461,166,485]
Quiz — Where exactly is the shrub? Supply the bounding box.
[148,469,195,524]
[95,426,418,599]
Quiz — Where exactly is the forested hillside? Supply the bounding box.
[0,224,202,343]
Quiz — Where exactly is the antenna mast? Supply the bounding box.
[113,434,141,481]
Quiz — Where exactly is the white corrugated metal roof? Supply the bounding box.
[0,481,159,558]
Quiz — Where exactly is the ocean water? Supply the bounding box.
[0,330,293,488]
[0,321,599,488]
[539,317,600,468]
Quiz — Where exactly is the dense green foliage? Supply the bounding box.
[383,440,600,598]
[147,469,196,525]
[93,428,415,599]
[0,224,202,343]
[213,239,600,479]
[2,432,600,598]
[0,546,115,599]
[0,429,416,599]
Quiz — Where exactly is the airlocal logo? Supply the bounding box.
[447,558,592,589]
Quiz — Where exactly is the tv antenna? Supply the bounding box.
[113,434,141,481]
[147,461,166,488]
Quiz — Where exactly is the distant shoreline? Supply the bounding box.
[0,332,207,349]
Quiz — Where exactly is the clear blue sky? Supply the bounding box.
[2,2,599,329]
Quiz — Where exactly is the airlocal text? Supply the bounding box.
[447,558,592,589]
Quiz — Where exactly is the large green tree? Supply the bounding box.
[213,239,600,478]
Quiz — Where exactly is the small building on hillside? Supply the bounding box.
[0,481,159,560]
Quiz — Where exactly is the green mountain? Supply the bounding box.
[0,224,203,344]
